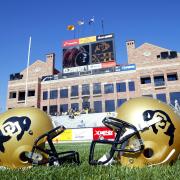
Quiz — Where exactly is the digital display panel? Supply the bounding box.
[62,33,115,71]
[63,45,90,68]
[91,40,114,64]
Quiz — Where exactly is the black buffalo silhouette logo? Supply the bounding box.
[0,116,31,153]
[143,110,175,146]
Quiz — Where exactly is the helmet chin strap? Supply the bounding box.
[98,153,115,166]
[149,149,176,166]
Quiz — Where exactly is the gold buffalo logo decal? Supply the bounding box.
[143,110,175,146]
[0,116,31,153]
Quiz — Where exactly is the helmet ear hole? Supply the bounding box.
[143,148,154,158]
[20,152,29,162]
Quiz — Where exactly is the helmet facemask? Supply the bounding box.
[26,125,80,166]
[89,117,144,165]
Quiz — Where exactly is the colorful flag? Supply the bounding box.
[67,25,75,31]
[89,17,95,25]
[77,20,84,25]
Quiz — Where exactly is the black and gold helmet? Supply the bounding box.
[0,107,80,169]
[89,97,180,167]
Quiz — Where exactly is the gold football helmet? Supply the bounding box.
[89,97,180,167]
[0,107,80,169]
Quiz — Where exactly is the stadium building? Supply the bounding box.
[7,33,180,117]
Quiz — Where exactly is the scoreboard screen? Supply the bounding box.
[62,33,115,71]
[91,40,114,64]
[63,45,90,68]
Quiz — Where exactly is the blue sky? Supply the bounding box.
[0,0,180,112]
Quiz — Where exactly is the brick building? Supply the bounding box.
[7,39,180,115]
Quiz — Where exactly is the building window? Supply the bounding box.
[154,75,165,86]
[117,99,127,107]
[42,106,47,113]
[157,55,160,59]
[60,104,68,113]
[43,91,48,100]
[169,51,178,59]
[169,92,180,106]
[71,85,79,97]
[49,105,57,115]
[93,83,101,94]
[156,93,167,103]
[160,51,169,59]
[128,81,135,91]
[71,103,79,111]
[94,101,102,113]
[50,90,58,99]
[18,91,25,101]
[158,51,178,59]
[104,84,114,94]
[82,84,90,95]
[116,82,126,92]
[105,100,115,112]
[9,91,16,99]
[140,77,151,84]
[60,89,68,98]
[82,102,90,109]
[167,73,178,81]
[28,90,35,97]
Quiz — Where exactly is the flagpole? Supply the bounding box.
[25,36,31,106]
[88,17,95,35]
[74,29,76,39]
[101,19,105,34]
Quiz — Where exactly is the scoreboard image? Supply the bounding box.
[63,45,90,68]
[62,33,116,73]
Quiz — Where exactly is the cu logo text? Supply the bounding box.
[1,121,21,136]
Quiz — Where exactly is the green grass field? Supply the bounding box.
[0,143,180,180]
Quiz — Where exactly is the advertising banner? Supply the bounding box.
[58,129,72,141]
[63,65,88,73]
[96,33,114,41]
[63,39,79,47]
[79,36,96,44]
[115,66,121,72]
[93,127,115,140]
[88,63,102,70]
[101,61,116,68]
[120,64,136,71]
[115,64,136,72]
[72,128,93,141]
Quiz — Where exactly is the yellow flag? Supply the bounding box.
[67,25,75,31]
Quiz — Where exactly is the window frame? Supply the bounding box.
[116,82,126,92]
[82,84,90,95]
[43,91,48,100]
[50,90,58,99]
[105,100,115,112]
[93,83,101,94]
[71,85,79,97]
[60,88,68,98]
[104,83,114,94]
[128,81,135,91]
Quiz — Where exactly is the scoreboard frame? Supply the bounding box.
[62,33,116,73]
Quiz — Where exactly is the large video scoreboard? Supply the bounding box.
[62,33,116,73]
